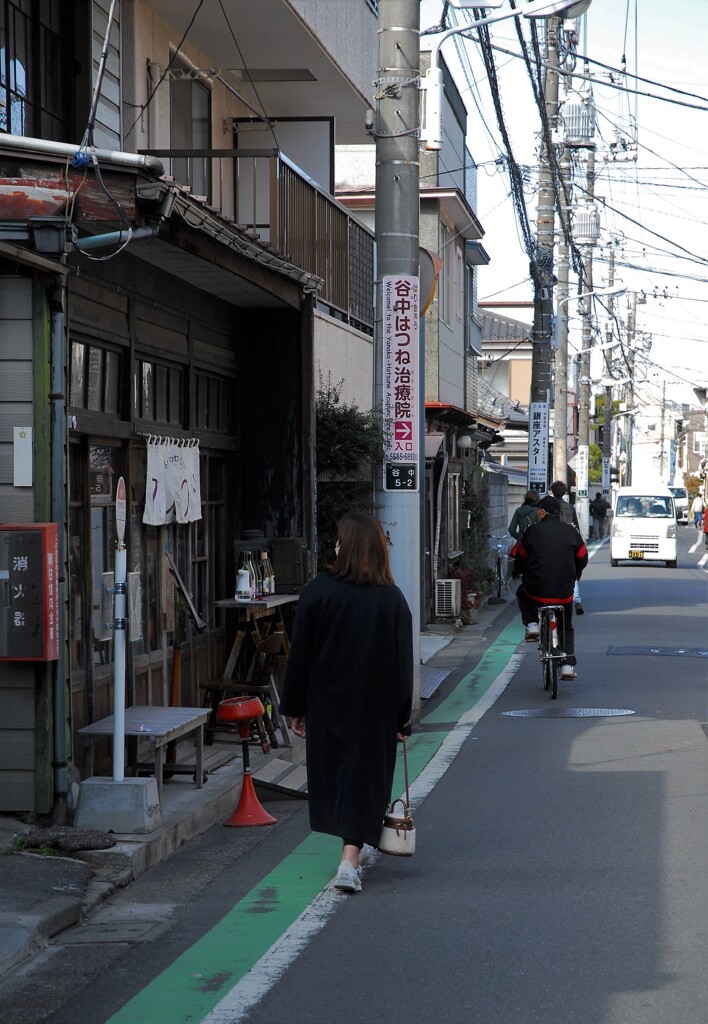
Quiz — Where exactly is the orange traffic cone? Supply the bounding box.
[217,696,277,827]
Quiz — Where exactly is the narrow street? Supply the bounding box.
[1,529,706,1024]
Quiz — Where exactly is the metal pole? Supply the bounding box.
[376,0,421,718]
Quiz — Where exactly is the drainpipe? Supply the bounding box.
[433,449,449,581]
[0,132,164,176]
[74,226,156,251]
[48,282,68,823]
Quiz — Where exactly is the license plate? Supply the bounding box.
[629,549,644,559]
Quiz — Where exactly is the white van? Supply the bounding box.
[610,486,678,568]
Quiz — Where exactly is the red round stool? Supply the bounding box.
[217,696,276,827]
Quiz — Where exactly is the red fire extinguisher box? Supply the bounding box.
[0,523,59,661]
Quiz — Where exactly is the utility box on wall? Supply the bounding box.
[0,524,59,661]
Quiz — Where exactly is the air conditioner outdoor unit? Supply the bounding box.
[435,578,461,618]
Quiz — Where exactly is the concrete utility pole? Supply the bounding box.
[528,17,561,495]
[624,290,638,486]
[553,141,572,485]
[575,147,595,539]
[375,0,421,713]
[602,242,617,495]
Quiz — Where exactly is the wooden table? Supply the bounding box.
[212,594,300,746]
[77,706,209,805]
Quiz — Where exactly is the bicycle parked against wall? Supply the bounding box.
[537,604,567,700]
[487,533,514,605]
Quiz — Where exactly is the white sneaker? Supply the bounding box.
[560,664,577,680]
[333,862,362,893]
[525,621,540,641]
[357,843,373,871]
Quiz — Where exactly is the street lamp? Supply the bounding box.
[553,285,626,351]
[423,0,593,151]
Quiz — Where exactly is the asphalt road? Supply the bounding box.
[1,526,706,1024]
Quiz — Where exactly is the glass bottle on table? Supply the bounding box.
[248,551,259,598]
[260,551,271,596]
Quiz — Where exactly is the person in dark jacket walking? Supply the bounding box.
[514,495,588,680]
[509,490,541,540]
[279,513,413,894]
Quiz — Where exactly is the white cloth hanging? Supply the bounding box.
[143,439,202,525]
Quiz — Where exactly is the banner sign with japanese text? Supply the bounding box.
[383,274,419,492]
[577,443,589,499]
[528,401,549,494]
[0,523,59,661]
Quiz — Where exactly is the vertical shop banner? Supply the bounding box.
[143,440,202,525]
[577,444,589,499]
[602,455,610,496]
[383,274,419,492]
[528,402,550,493]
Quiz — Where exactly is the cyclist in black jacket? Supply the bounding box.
[514,495,588,679]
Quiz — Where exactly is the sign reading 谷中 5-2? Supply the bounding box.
[383,274,419,493]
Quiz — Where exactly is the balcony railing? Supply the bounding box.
[139,147,374,333]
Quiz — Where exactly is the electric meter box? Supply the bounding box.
[0,523,59,661]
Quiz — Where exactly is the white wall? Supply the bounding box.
[313,311,373,411]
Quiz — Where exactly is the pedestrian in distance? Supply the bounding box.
[589,491,611,540]
[691,493,704,530]
[508,489,540,540]
[279,513,413,894]
[514,495,588,681]
[549,480,585,614]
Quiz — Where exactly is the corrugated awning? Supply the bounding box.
[425,432,445,458]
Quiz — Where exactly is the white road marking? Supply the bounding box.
[198,652,525,1024]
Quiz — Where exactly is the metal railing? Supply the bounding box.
[139,147,374,333]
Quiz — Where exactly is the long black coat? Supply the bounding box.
[279,573,413,846]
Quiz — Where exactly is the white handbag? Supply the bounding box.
[378,739,416,856]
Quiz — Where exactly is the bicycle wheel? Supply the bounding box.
[549,658,558,699]
[539,617,550,690]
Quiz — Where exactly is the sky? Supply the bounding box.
[419,0,707,411]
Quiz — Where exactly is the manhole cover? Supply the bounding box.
[607,646,708,658]
[503,708,636,718]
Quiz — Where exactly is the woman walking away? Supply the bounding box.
[279,513,413,893]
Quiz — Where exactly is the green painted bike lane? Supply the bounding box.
[107,617,523,1024]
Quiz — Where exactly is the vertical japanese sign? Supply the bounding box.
[383,274,419,492]
[577,444,589,499]
[527,402,549,494]
[601,455,610,496]
[0,524,59,660]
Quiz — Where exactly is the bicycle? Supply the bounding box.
[537,604,567,700]
[488,535,514,605]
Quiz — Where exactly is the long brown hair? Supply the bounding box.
[328,513,394,586]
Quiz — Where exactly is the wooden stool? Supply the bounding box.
[217,696,276,827]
